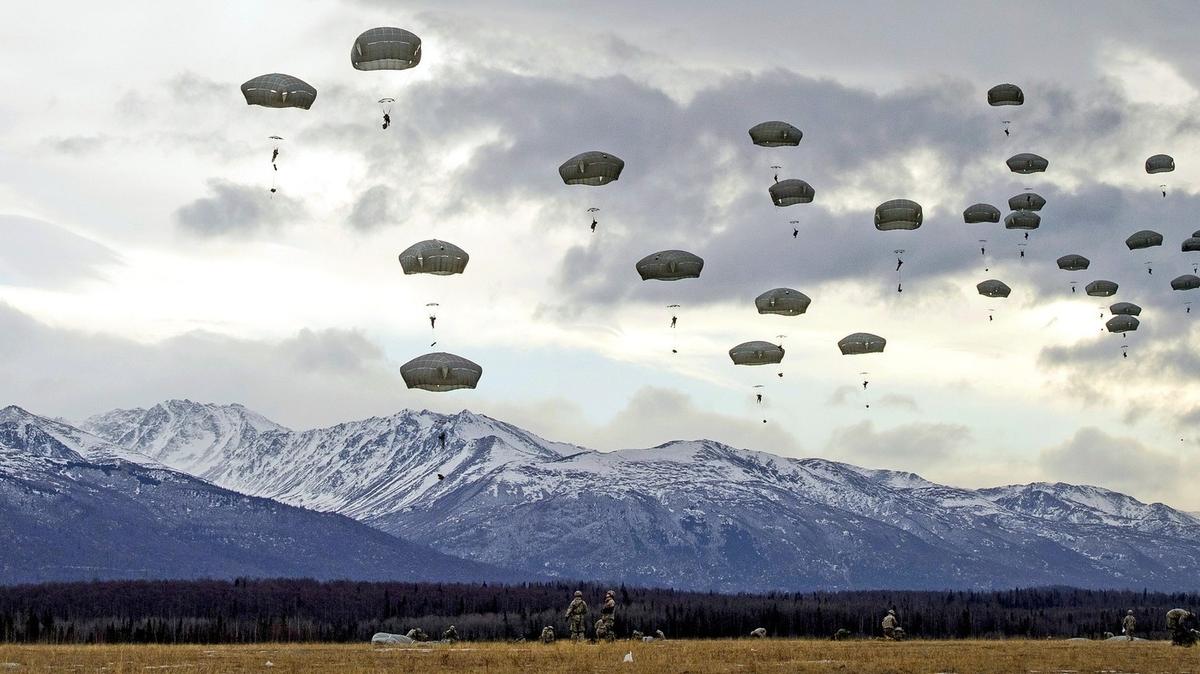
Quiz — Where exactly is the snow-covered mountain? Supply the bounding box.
[0,405,522,585]
[83,400,1200,592]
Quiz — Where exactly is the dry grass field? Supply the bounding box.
[1,639,1197,673]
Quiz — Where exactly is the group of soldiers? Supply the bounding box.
[390,601,1200,645]
[562,590,620,642]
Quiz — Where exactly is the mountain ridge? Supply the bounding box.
[79,399,1200,593]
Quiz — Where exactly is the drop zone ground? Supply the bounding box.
[1,640,1198,673]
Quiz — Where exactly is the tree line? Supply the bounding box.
[0,579,1193,643]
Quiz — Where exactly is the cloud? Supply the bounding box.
[174,179,306,237]
[824,420,971,472]
[479,385,803,455]
[1039,427,1184,500]
[0,214,119,289]
[347,184,401,231]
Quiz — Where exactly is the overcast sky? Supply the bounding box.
[3,1,1200,508]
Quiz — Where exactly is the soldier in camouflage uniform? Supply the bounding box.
[442,625,458,643]
[540,626,555,644]
[881,610,898,640]
[565,590,589,642]
[1121,610,1136,641]
[1167,608,1197,646]
[596,590,617,642]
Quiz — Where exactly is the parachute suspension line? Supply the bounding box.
[268,136,283,197]
[770,165,782,184]
[753,385,767,424]
[426,302,440,347]
[667,305,680,354]
[775,335,787,378]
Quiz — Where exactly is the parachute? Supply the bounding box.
[241,74,318,109]
[755,288,811,316]
[351,27,422,71]
[1086,280,1119,297]
[1004,211,1040,231]
[1006,153,1048,174]
[1109,302,1142,316]
[987,84,1024,106]
[636,250,704,281]
[559,151,625,186]
[1125,230,1164,250]
[838,333,886,355]
[875,199,923,230]
[1056,254,1090,271]
[976,279,1012,298]
[398,240,469,275]
[1008,192,1045,211]
[1172,274,1200,291]
[748,121,803,147]
[1145,154,1175,174]
[1105,315,1139,334]
[1181,237,1200,253]
[769,179,815,206]
[963,203,1001,224]
[729,341,785,366]
[400,352,482,391]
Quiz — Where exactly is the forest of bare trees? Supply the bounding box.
[0,579,1192,643]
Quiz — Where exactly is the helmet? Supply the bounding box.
[888,609,895,615]
[1128,609,1134,614]
[606,590,615,596]
[574,591,583,597]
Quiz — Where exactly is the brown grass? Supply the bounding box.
[0,639,1198,673]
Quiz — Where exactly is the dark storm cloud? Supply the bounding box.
[0,215,120,288]
[175,179,306,237]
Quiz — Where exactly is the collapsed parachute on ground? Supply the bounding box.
[1109,302,1142,316]
[875,200,922,231]
[1006,153,1048,174]
[559,151,624,186]
[1004,211,1040,230]
[729,341,785,366]
[398,240,469,275]
[400,352,482,391]
[1057,254,1090,271]
[636,250,704,281]
[241,74,317,109]
[1008,192,1046,211]
[977,280,1012,298]
[1086,280,1119,297]
[770,179,815,206]
[748,121,802,147]
[1183,237,1200,253]
[988,84,1024,106]
[755,288,811,316]
[963,203,1001,224]
[1172,274,1200,291]
[1105,315,1139,334]
[1145,154,1175,174]
[838,332,886,355]
[1125,230,1164,250]
[351,27,422,70]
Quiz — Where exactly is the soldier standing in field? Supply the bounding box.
[566,590,589,642]
[597,590,617,642]
[882,609,898,640]
[1122,610,1136,641]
